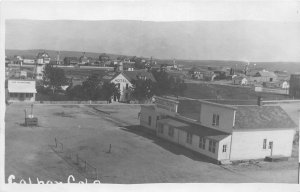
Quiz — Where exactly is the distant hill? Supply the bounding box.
[6,20,300,62]
[5,49,129,60]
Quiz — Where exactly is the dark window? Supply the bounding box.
[158,124,164,134]
[186,133,193,144]
[148,116,152,126]
[222,145,227,152]
[168,127,174,137]
[212,114,219,126]
[199,137,206,149]
[209,140,216,153]
[263,139,267,149]
[126,84,129,90]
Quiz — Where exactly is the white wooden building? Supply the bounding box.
[7,79,37,102]
[140,96,296,164]
[110,70,156,102]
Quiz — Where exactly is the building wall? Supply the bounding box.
[8,93,35,102]
[156,123,226,161]
[140,106,159,131]
[230,129,295,160]
[289,74,300,98]
[199,103,235,133]
[110,73,132,102]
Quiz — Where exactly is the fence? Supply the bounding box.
[36,100,108,104]
[51,138,98,180]
[254,87,289,95]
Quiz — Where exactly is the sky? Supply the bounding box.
[2,0,300,22]
[2,0,300,61]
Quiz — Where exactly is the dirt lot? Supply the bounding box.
[5,103,299,183]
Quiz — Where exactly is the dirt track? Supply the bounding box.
[5,103,299,183]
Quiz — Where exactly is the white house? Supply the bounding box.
[233,76,248,86]
[7,79,37,102]
[140,96,296,164]
[110,70,156,102]
[36,51,51,80]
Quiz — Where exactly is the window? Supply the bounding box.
[148,116,152,126]
[158,123,164,134]
[268,141,273,149]
[222,145,227,153]
[199,137,206,149]
[126,83,129,90]
[263,139,267,149]
[212,114,219,126]
[186,133,193,144]
[209,140,216,153]
[168,127,174,137]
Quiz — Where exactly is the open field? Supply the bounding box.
[182,82,290,100]
[5,103,299,183]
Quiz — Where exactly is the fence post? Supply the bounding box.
[85,160,87,171]
[60,142,63,151]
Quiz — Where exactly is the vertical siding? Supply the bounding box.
[140,106,158,131]
[200,103,235,133]
[156,126,223,160]
[230,129,295,160]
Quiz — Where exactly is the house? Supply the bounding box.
[99,53,110,63]
[63,57,79,66]
[23,56,36,65]
[36,51,51,65]
[252,70,278,83]
[110,70,156,102]
[79,53,89,65]
[140,96,296,164]
[7,79,37,102]
[232,76,248,86]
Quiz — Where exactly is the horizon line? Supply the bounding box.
[5,48,300,63]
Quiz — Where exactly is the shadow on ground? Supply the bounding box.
[121,125,216,164]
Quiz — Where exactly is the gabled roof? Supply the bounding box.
[234,105,297,130]
[121,70,156,82]
[255,71,277,78]
[37,51,50,59]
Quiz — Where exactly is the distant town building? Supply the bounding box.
[7,79,37,102]
[63,57,79,66]
[36,51,51,65]
[79,52,89,65]
[110,70,156,102]
[140,96,296,164]
[232,76,248,86]
[250,70,277,83]
[99,53,110,63]
[289,74,300,98]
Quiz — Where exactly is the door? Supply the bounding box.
[221,144,230,159]
[269,141,273,156]
[19,93,25,101]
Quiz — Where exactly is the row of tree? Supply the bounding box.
[40,65,187,102]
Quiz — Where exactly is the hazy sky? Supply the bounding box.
[3,1,300,61]
[2,0,300,21]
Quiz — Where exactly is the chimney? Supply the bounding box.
[257,96,263,106]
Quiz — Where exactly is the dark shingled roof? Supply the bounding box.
[122,70,156,82]
[158,117,230,141]
[234,105,297,130]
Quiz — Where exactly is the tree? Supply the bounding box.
[101,82,120,103]
[81,74,102,100]
[131,79,156,102]
[42,65,68,94]
[66,85,85,100]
